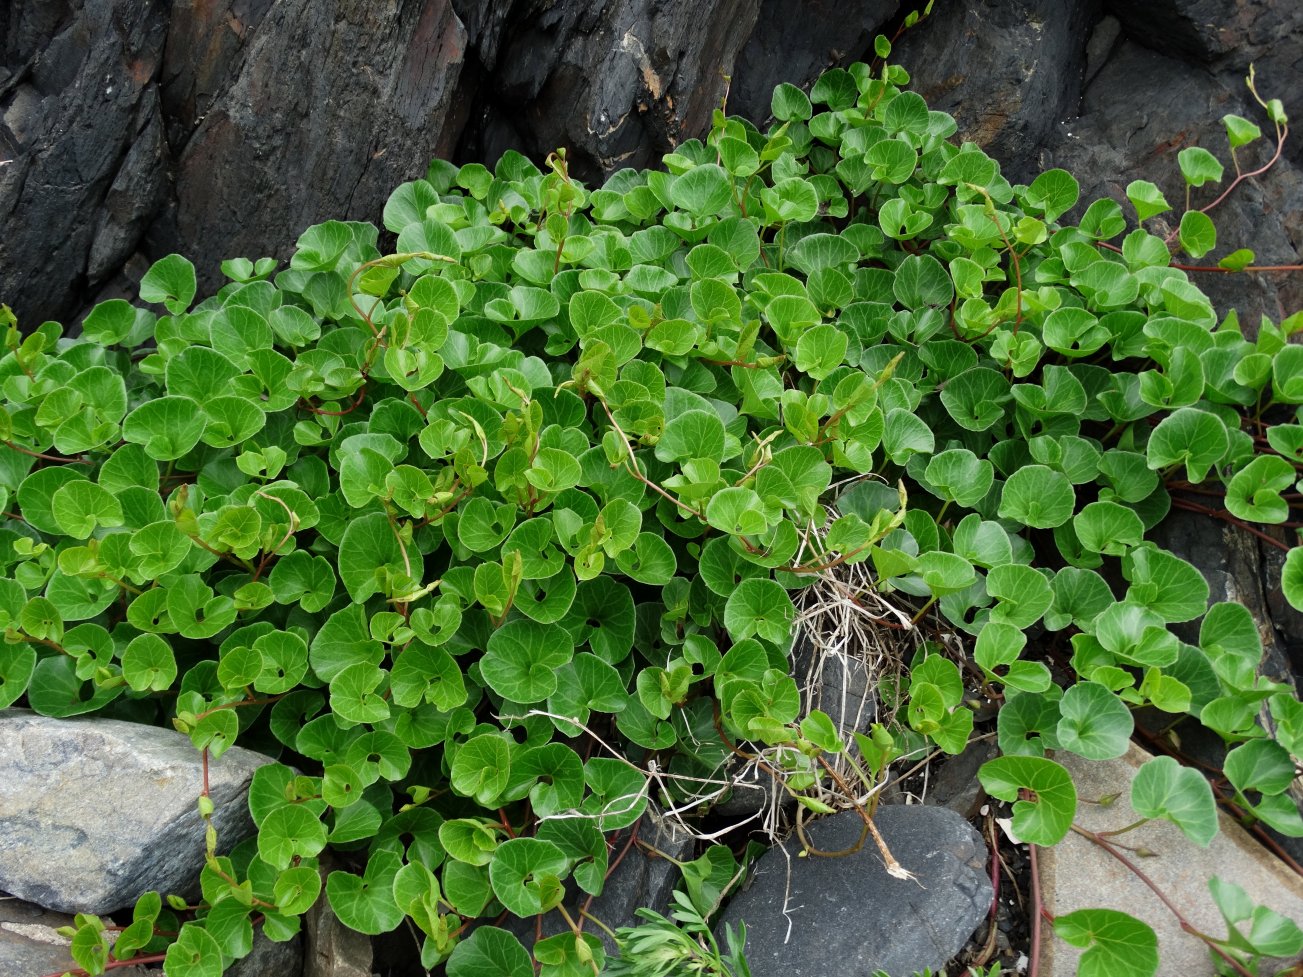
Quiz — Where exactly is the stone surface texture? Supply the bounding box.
[3,1,1300,331]
[0,892,303,977]
[715,805,991,977]
[303,856,374,977]
[1041,744,1303,977]
[0,709,272,915]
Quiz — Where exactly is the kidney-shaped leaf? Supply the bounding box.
[978,755,1077,845]
[1130,755,1217,846]
[1054,909,1159,977]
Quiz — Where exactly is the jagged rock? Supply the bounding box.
[152,0,471,299]
[0,0,170,327]
[896,0,1100,183]
[715,805,991,977]
[6,1,1302,332]
[0,891,302,977]
[0,709,272,915]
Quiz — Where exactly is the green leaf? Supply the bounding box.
[273,865,322,916]
[122,396,207,460]
[0,644,37,708]
[258,802,328,870]
[1225,739,1297,797]
[669,164,733,217]
[329,661,390,725]
[482,619,574,703]
[1284,547,1303,612]
[723,577,795,644]
[1024,169,1080,222]
[1056,681,1133,760]
[1122,546,1209,624]
[1209,877,1303,958]
[1073,501,1143,556]
[922,449,994,508]
[121,634,176,693]
[1178,210,1216,259]
[1218,248,1255,271]
[163,923,224,977]
[1225,454,1294,523]
[1177,147,1224,187]
[771,83,812,122]
[446,926,533,977]
[794,324,848,380]
[1126,181,1170,222]
[1130,755,1217,846]
[998,465,1076,529]
[451,734,512,806]
[83,299,151,346]
[326,849,404,935]
[488,837,568,916]
[978,755,1077,844]
[1054,909,1159,977]
[656,409,725,463]
[140,254,198,315]
[1223,114,1262,149]
[940,367,1010,431]
[51,481,124,539]
[1146,407,1227,482]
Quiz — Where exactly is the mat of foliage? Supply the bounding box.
[0,38,1301,977]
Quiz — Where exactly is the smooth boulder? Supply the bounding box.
[716,804,992,977]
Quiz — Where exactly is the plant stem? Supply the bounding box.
[1028,843,1043,977]
[1070,824,1257,977]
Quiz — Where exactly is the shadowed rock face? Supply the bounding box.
[0,0,1299,328]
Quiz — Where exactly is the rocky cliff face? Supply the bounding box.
[1,0,1299,328]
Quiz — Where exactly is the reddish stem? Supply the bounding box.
[1028,843,1043,977]
[5,441,94,465]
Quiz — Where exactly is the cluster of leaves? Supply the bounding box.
[1,39,1301,977]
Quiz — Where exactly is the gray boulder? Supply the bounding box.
[0,890,302,977]
[716,805,991,977]
[0,709,272,915]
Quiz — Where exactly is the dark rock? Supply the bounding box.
[924,738,998,820]
[715,805,991,977]
[1106,0,1294,65]
[726,0,899,125]
[153,0,471,299]
[0,0,170,328]
[896,0,1101,183]
[0,709,272,915]
[453,0,766,183]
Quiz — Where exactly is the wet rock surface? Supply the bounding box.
[715,804,992,977]
[3,1,1300,328]
[0,709,272,915]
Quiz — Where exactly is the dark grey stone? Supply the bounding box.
[897,0,1101,183]
[0,709,272,915]
[924,738,998,820]
[0,0,170,329]
[715,805,991,977]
